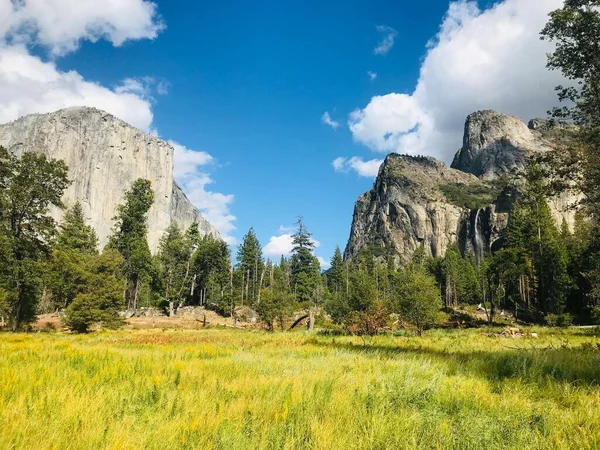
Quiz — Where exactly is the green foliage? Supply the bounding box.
[45,203,100,310]
[345,301,389,336]
[545,313,574,328]
[324,292,351,324]
[541,0,600,124]
[0,148,70,330]
[392,266,442,335]
[236,228,264,305]
[192,235,231,308]
[65,249,125,333]
[108,178,155,309]
[290,217,321,303]
[255,289,295,331]
[57,202,98,254]
[155,223,193,309]
[63,249,126,332]
[440,182,502,210]
[541,1,600,320]
[327,246,344,294]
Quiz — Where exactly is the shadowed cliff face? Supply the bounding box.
[345,111,579,263]
[0,106,220,251]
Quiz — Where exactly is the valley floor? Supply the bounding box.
[1,327,599,449]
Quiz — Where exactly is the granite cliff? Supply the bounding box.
[0,107,220,251]
[345,110,579,263]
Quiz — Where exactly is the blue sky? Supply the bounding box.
[0,0,566,267]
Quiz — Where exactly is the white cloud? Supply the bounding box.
[374,25,397,56]
[367,71,377,81]
[0,45,154,131]
[3,0,164,56]
[321,111,340,129]
[332,156,383,177]
[0,0,165,131]
[0,0,234,244]
[316,256,331,270]
[170,141,236,245]
[263,233,294,260]
[351,0,568,163]
[263,228,321,260]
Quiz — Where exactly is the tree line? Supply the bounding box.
[1,0,600,333]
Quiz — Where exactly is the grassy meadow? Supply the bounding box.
[1,327,600,450]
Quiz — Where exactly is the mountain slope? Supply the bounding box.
[345,111,579,263]
[0,107,219,251]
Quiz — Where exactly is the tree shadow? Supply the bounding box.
[313,338,600,387]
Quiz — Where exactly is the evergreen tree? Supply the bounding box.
[192,235,231,308]
[46,203,100,310]
[290,217,320,303]
[0,148,70,330]
[108,179,155,310]
[64,249,126,332]
[392,265,441,335]
[542,1,600,317]
[57,202,98,254]
[156,223,194,315]
[327,246,344,294]
[236,228,264,305]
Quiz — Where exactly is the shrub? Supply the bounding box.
[345,301,389,336]
[392,267,442,335]
[546,313,574,327]
[557,313,574,327]
[545,313,559,327]
[65,293,122,333]
[591,305,600,325]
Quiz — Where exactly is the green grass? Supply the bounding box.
[1,327,600,449]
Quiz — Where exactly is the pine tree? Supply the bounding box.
[236,228,264,305]
[108,179,155,310]
[192,236,231,308]
[290,217,319,303]
[327,246,344,294]
[156,223,194,315]
[64,249,126,332]
[57,202,98,254]
[45,203,101,310]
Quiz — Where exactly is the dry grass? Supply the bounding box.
[1,327,599,449]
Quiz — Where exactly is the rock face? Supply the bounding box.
[0,107,220,251]
[345,111,579,263]
[451,110,553,179]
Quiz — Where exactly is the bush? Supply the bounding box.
[545,313,559,327]
[256,289,294,331]
[392,268,442,335]
[65,293,122,333]
[546,313,574,327]
[557,313,574,327]
[345,301,389,336]
[63,250,125,333]
[591,305,600,325]
[325,292,351,324]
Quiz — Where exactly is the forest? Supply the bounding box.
[1,0,600,334]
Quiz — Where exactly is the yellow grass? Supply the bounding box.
[1,327,599,449]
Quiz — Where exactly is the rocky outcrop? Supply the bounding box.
[451,110,554,179]
[0,107,220,251]
[346,111,579,263]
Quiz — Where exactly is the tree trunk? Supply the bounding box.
[308,308,315,332]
